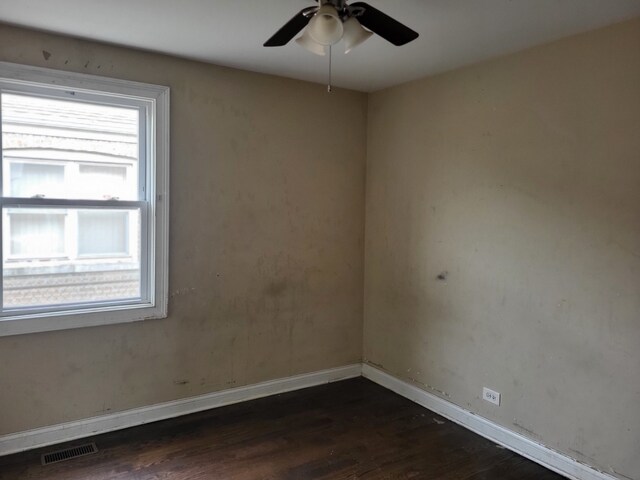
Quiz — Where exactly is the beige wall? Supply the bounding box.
[0,25,366,434]
[364,18,640,480]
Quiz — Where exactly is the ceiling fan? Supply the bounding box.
[264,0,419,56]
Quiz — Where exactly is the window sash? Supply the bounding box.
[0,200,149,318]
[1,87,146,202]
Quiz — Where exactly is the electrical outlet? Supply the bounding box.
[483,387,501,406]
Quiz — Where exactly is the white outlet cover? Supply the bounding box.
[483,387,501,406]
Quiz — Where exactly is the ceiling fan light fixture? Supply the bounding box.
[342,16,373,53]
[295,29,326,56]
[308,4,344,46]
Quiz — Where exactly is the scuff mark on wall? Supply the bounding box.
[610,468,636,480]
[513,421,540,440]
[170,287,196,298]
[417,380,450,398]
[264,280,288,297]
[42,50,51,60]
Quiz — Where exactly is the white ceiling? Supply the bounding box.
[2,0,640,92]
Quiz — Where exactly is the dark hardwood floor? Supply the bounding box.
[0,378,562,479]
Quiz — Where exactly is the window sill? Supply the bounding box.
[0,301,167,337]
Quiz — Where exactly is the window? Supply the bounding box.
[0,62,169,336]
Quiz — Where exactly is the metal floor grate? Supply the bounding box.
[41,443,98,465]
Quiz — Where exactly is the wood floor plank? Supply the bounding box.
[0,378,563,479]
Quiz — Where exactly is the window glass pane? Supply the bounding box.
[10,163,65,198]
[78,210,129,256]
[1,93,139,200]
[3,207,141,309]
[77,164,128,200]
[9,211,65,257]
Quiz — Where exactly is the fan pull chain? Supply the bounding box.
[327,45,332,93]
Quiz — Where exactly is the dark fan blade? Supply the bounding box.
[350,2,418,46]
[264,7,316,46]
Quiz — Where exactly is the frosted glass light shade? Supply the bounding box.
[343,17,372,53]
[308,4,344,46]
[296,29,326,56]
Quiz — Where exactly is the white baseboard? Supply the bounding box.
[0,362,621,480]
[362,364,617,480]
[0,363,362,457]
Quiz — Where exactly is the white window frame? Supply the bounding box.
[0,61,169,337]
